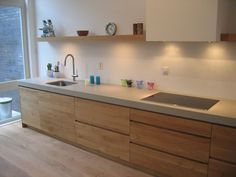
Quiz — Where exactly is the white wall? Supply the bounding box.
[34,0,236,100]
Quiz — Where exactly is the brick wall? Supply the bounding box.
[0,7,24,82]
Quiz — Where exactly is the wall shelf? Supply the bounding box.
[221,33,236,42]
[36,34,145,42]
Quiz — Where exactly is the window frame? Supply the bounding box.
[0,0,30,90]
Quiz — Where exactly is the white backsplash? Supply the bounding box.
[37,42,236,101]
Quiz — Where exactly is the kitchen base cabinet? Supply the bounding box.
[130,109,211,138]
[211,125,236,164]
[130,143,208,177]
[19,87,76,143]
[38,91,75,142]
[209,125,236,176]
[208,159,236,177]
[130,121,210,163]
[75,121,129,161]
[20,87,40,129]
[20,87,236,177]
[75,98,129,134]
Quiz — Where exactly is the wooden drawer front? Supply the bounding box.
[211,125,236,164]
[208,159,236,177]
[20,87,40,129]
[130,143,208,177]
[130,122,210,163]
[75,98,129,134]
[59,117,75,142]
[130,109,211,138]
[75,122,129,161]
[40,110,75,142]
[38,91,75,142]
[38,91,74,114]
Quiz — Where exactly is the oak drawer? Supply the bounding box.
[38,91,75,142]
[208,159,236,177]
[211,125,236,164]
[130,143,208,177]
[130,122,210,163]
[75,121,129,161]
[75,98,130,134]
[130,109,211,138]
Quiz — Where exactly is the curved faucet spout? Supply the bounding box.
[64,54,78,81]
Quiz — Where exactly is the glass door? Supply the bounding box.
[0,0,29,125]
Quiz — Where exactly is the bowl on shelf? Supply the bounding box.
[77,30,89,36]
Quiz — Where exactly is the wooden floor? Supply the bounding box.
[0,122,152,177]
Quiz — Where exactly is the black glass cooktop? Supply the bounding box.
[142,92,219,110]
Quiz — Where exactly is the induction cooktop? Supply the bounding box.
[142,92,219,110]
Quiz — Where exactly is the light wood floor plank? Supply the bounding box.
[0,122,152,177]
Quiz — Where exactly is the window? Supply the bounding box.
[0,6,25,82]
[0,0,29,125]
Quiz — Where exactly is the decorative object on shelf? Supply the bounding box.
[105,22,117,36]
[46,63,53,78]
[47,19,55,37]
[39,20,48,38]
[39,19,55,38]
[77,30,89,36]
[133,23,143,35]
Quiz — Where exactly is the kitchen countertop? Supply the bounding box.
[18,78,236,128]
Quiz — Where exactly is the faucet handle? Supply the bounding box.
[72,74,79,81]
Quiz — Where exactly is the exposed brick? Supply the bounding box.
[0,7,24,82]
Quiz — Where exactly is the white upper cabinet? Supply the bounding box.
[146,0,236,42]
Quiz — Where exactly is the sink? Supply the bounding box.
[46,80,77,87]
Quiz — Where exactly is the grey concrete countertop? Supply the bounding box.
[18,78,236,128]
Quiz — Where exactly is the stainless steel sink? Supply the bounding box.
[46,80,77,87]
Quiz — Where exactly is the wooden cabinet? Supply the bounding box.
[130,121,210,163]
[130,143,208,177]
[75,121,129,161]
[211,125,236,164]
[75,98,130,134]
[209,125,236,176]
[130,109,211,138]
[146,0,235,41]
[19,87,76,142]
[20,87,236,176]
[38,91,75,142]
[208,159,236,177]
[130,109,211,176]
[20,88,40,129]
